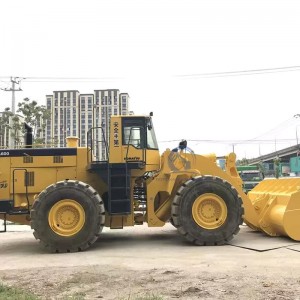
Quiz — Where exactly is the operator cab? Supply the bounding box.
[86,114,161,215]
[109,115,160,169]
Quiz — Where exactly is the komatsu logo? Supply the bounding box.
[124,157,140,161]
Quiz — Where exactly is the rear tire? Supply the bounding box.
[31,180,105,252]
[171,176,243,245]
[169,217,178,228]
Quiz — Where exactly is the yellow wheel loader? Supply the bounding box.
[0,114,299,252]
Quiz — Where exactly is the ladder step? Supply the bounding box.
[108,163,132,214]
[111,190,129,197]
[110,198,130,202]
[110,200,131,214]
[111,178,130,188]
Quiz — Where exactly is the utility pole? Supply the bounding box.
[0,77,23,149]
[294,114,300,147]
[1,77,23,114]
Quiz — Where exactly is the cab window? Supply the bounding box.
[123,127,143,149]
[147,125,158,149]
[122,117,146,149]
[122,117,158,150]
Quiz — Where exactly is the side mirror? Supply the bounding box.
[147,118,153,130]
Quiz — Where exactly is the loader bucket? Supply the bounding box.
[246,177,300,240]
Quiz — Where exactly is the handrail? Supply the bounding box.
[86,126,109,163]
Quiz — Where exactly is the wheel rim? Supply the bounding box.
[48,199,85,237]
[192,193,227,230]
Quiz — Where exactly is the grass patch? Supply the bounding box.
[62,292,86,300]
[0,283,39,300]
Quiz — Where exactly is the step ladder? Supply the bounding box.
[108,164,131,215]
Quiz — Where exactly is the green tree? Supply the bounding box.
[236,157,249,166]
[10,114,23,147]
[0,107,22,148]
[17,98,51,146]
[0,107,12,147]
[258,161,265,178]
[273,156,281,178]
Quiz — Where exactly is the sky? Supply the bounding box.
[1,0,300,159]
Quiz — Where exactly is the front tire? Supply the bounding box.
[31,180,105,253]
[171,176,243,245]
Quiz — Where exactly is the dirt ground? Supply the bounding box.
[0,224,300,300]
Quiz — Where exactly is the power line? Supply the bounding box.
[0,77,23,114]
[1,66,300,82]
[0,80,9,89]
[246,118,296,142]
[159,139,296,145]
[0,76,123,82]
[24,80,122,83]
[176,66,300,78]
[25,76,122,80]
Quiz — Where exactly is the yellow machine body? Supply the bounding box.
[0,147,105,225]
[0,114,299,252]
[246,178,300,240]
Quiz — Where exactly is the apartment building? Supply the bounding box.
[119,93,130,115]
[45,89,130,158]
[46,91,80,147]
[79,94,94,147]
[93,89,120,159]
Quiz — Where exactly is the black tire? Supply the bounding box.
[169,217,178,228]
[171,175,244,245]
[30,180,105,253]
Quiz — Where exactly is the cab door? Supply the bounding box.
[122,117,160,169]
[122,117,146,165]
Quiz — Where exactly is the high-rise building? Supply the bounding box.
[119,93,130,115]
[46,91,80,147]
[79,94,94,147]
[94,89,120,159]
[45,89,129,157]
[35,112,49,145]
